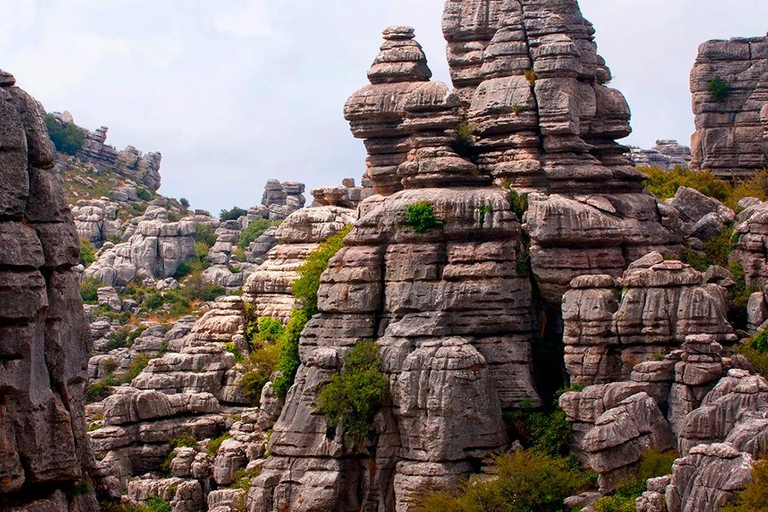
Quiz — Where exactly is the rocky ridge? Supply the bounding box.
[630,140,692,170]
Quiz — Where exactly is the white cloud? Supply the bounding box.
[212,0,275,38]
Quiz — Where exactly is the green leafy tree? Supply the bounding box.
[317,341,389,444]
[219,206,248,221]
[44,114,84,155]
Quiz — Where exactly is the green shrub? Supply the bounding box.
[232,467,262,492]
[143,293,165,311]
[87,379,113,403]
[219,206,248,221]
[67,479,91,497]
[722,458,768,511]
[272,309,309,397]
[403,202,443,233]
[179,272,225,302]
[593,448,678,512]
[416,449,594,512]
[107,234,123,245]
[456,122,476,147]
[254,317,284,346]
[239,219,274,249]
[709,76,731,101]
[524,67,537,86]
[193,223,217,247]
[136,188,153,201]
[124,354,150,382]
[293,225,352,315]
[642,166,731,202]
[729,170,768,209]
[173,262,192,280]
[240,343,280,404]
[735,329,768,377]
[179,198,190,208]
[105,328,131,351]
[169,432,197,449]
[501,180,529,220]
[101,496,172,512]
[317,341,389,445]
[207,432,230,457]
[508,405,572,458]
[477,204,492,224]
[80,277,102,304]
[44,114,84,155]
[80,239,97,267]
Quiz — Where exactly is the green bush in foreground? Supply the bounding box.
[403,202,444,233]
[416,449,594,512]
[318,341,389,445]
[80,238,97,268]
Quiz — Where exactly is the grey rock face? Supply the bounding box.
[72,198,122,247]
[242,206,356,323]
[690,36,768,180]
[562,253,736,386]
[311,178,375,209]
[83,205,196,286]
[630,140,692,170]
[0,70,98,510]
[261,180,306,221]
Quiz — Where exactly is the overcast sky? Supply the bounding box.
[2,0,767,213]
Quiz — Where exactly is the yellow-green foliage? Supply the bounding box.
[593,448,678,512]
[80,277,102,304]
[642,166,730,202]
[416,450,595,512]
[721,458,768,511]
[207,432,231,457]
[239,219,276,250]
[80,238,97,267]
[735,329,768,377]
[642,166,768,210]
[317,341,389,445]
[456,122,476,147]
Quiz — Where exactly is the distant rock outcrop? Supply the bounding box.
[630,140,692,170]
[0,70,98,510]
[51,111,163,192]
[690,35,768,179]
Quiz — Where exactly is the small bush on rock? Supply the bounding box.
[136,188,152,201]
[193,223,217,247]
[416,449,594,512]
[317,341,389,444]
[709,76,731,101]
[44,114,84,155]
[80,238,97,267]
[80,277,102,304]
[207,432,230,457]
[272,308,309,397]
[403,202,443,233]
[219,206,248,221]
[643,166,731,202]
[239,219,275,249]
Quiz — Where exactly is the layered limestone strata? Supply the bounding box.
[630,140,692,170]
[562,252,736,386]
[0,70,98,510]
[242,206,356,323]
[690,35,768,180]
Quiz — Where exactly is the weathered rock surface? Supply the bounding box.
[260,180,306,221]
[311,178,375,209]
[83,204,196,287]
[242,206,356,323]
[690,35,768,180]
[72,198,122,247]
[562,253,736,385]
[630,140,692,170]
[0,70,98,510]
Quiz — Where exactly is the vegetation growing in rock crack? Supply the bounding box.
[593,448,678,512]
[416,449,595,512]
[270,225,353,397]
[317,340,389,445]
[477,204,492,224]
[403,202,444,233]
[79,238,97,267]
[44,114,85,155]
[524,67,537,86]
[456,122,476,147]
[206,432,231,457]
[240,316,284,404]
[735,328,768,377]
[709,75,731,101]
[239,219,276,250]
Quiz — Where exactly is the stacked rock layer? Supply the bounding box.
[0,70,98,510]
[690,35,768,179]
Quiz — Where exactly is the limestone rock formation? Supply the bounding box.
[242,206,356,323]
[562,252,736,386]
[690,35,768,179]
[84,204,196,287]
[0,70,98,510]
[311,178,375,209]
[630,140,692,169]
[260,180,306,221]
[50,112,164,193]
[72,198,123,247]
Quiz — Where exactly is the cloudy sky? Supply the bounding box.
[2,0,766,213]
